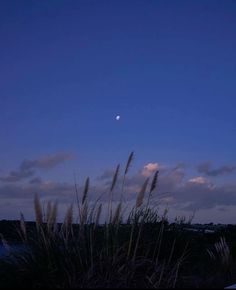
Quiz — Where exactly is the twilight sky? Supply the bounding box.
[0,1,236,223]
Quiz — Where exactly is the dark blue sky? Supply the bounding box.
[1,1,236,222]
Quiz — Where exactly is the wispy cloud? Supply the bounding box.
[29,177,42,184]
[197,161,236,177]
[188,176,209,185]
[0,152,74,183]
[2,159,236,223]
[19,152,74,170]
[0,169,35,182]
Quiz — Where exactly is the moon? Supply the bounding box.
[115,115,120,121]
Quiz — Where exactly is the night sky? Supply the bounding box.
[1,1,236,223]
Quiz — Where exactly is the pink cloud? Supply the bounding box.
[141,162,159,177]
[188,176,208,185]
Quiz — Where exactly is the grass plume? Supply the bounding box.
[0,154,192,289]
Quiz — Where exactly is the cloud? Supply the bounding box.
[0,169,35,182]
[197,161,236,177]
[174,181,236,212]
[0,180,75,201]
[29,177,42,184]
[188,176,209,185]
[97,162,161,183]
[2,159,236,223]
[96,162,185,197]
[159,168,185,192]
[2,174,236,223]
[21,152,74,170]
[141,163,159,177]
[97,169,116,181]
[0,152,74,183]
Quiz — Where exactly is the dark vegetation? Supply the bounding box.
[0,153,236,288]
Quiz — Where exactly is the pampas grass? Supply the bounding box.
[34,193,43,226]
[108,164,120,224]
[0,153,188,289]
[112,202,122,225]
[150,170,159,195]
[19,212,27,243]
[82,177,89,205]
[207,236,232,278]
[64,204,73,227]
[94,203,102,229]
[110,164,120,193]
[136,178,149,208]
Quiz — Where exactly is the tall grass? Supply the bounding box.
[207,236,233,279]
[0,153,188,289]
